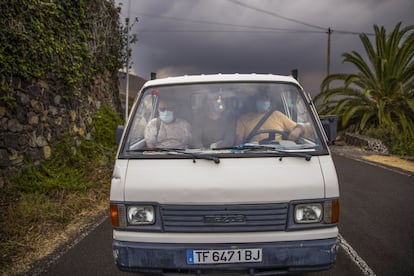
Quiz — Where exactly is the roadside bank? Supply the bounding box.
[330,143,414,175]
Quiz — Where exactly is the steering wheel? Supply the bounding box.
[244,129,289,144]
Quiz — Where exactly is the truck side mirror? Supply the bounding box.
[116,125,124,145]
[320,115,338,144]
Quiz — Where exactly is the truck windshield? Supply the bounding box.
[122,82,326,156]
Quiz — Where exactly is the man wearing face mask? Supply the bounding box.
[192,95,236,149]
[144,98,192,149]
[235,91,304,144]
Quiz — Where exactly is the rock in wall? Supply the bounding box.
[0,73,122,187]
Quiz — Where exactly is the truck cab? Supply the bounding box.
[110,74,339,275]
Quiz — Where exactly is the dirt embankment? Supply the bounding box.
[330,144,414,174]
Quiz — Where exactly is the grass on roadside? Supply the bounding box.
[0,105,122,275]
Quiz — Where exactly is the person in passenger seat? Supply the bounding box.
[191,95,236,149]
[235,91,304,144]
[144,97,192,149]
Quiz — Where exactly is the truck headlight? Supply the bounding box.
[294,203,323,223]
[127,206,155,225]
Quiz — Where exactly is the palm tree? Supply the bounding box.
[315,22,414,137]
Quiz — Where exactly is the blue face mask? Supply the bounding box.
[159,110,174,123]
[256,100,271,112]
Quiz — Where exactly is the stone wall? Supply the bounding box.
[0,73,122,187]
[344,132,389,154]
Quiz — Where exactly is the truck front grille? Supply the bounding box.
[160,203,288,232]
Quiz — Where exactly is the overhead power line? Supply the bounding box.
[137,29,325,34]
[227,0,375,36]
[227,0,327,31]
[124,1,377,78]
[226,0,375,77]
[133,11,373,37]
[133,12,325,34]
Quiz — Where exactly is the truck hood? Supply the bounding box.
[122,156,326,204]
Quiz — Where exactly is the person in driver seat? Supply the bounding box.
[235,91,304,144]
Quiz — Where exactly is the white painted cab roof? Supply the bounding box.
[143,73,301,88]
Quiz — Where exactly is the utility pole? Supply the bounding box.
[124,0,131,123]
[326,27,332,78]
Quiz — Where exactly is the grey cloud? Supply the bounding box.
[118,0,414,94]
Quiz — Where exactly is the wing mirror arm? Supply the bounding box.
[116,125,124,145]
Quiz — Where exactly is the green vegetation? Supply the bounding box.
[0,0,131,273]
[0,0,129,105]
[11,106,122,194]
[0,106,122,273]
[315,22,414,156]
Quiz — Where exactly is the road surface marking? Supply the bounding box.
[339,234,376,276]
[29,214,108,276]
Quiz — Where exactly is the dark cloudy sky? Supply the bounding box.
[116,0,414,95]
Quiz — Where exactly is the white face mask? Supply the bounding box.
[159,110,174,123]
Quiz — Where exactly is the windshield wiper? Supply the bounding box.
[183,151,221,164]
[213,144,312,161]
[274,150,312,161]
[129,148,220,164]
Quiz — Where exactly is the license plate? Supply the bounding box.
[187,248,262,264]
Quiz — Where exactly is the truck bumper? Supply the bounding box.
[113,238,338,274]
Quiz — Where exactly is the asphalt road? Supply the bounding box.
[37,154,414,276]
[332,155,414,275]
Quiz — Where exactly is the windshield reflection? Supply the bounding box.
[125,82,324,155]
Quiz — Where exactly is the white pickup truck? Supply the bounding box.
[110,74,339,275]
